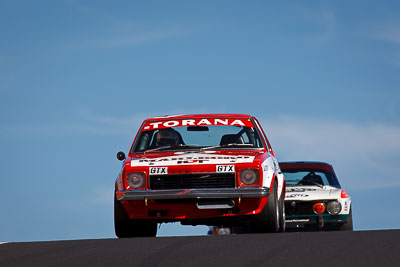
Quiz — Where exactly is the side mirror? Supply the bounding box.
[116,151,126,161]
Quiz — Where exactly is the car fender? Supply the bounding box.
[261,156,275,188]
[261,156,285,199]
[330,188,352,215]
[276,171,285,200]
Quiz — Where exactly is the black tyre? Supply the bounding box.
[278,191,286,232]
[250,182,279,233]
[339,207,353,231]
[114,191,157,238]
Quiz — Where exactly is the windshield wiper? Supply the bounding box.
[297,181,324,188]
[308,181,324,188]
[144,144,200,154]
[200,143,254,151]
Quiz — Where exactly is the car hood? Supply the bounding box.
[130,150,262,167]
[285,185,341,201]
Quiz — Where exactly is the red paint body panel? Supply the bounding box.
[120,197,269,220]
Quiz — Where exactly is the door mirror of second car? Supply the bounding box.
[116,151,126,161]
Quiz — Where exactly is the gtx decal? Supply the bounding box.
[216,165,235,173]
[149,167,168,175]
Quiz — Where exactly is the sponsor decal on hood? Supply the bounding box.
[285,186,341,200]
[131,153,255,167]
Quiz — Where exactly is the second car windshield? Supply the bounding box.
[132,120,264,153]
[282,169,340,188]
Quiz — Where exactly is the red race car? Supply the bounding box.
[114,114,286,237]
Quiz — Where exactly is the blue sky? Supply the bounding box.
[1,0,399,242]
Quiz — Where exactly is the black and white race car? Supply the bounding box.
[280,161,353,231]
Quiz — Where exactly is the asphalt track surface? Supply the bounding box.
[1,230,399,267]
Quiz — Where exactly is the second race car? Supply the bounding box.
[280,161,352,231]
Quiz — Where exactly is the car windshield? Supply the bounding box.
[131,118,264,153]
[282,169,341,188]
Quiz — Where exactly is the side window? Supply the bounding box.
[251,119,268,150]
[242,127,259,147]
[240,131,250,144]
[319,172,330,185]
[134,130,155,152]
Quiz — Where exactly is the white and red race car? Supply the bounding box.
[280,161,353,231]
[114,114,286,237]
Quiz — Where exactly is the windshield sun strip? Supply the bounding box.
[131,117,264,154]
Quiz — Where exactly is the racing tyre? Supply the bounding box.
[250,182,279,233]
[339,207,353,231]
[278,191,286,232]
[114,191,157,238]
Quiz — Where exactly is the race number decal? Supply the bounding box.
[149,167,168,175]
[216,165,235,173]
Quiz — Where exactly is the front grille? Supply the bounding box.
[149,173,235,190]
[285,201,322,215]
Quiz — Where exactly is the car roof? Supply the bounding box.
[279,161,331,165]
[280,161,341,187]
[144,114,253,122]
[279,161,334,172]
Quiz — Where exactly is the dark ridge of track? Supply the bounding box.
[0,230,399,267]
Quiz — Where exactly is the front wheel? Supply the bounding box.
[278,191,286,232]
[339,207,353,231]
[114,191,157,238]
[250,182,279,233]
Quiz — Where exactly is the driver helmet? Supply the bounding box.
[155,129,179,146]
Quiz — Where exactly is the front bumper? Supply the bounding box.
[116,187,269,201]
[285,214,349,229]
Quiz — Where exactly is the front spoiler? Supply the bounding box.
[116,187,269,201]
[285,214,349,229]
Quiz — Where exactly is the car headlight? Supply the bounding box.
[239,169,259,185]
[313,202,325,214]
[127,172,146,189]
[327,201,342,215]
